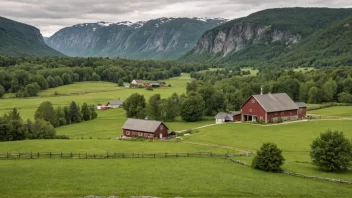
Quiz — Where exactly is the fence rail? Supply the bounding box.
[0,152,247,160]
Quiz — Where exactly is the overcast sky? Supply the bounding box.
[1,0,351,37]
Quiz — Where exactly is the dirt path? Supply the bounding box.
[182,141,253,153]
[176,123,219,133]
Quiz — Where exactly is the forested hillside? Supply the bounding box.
[0,17,64,57]
[47,18,226,60]
[182,8,352,67]
[0,56,206,98]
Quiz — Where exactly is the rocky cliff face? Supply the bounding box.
[47,18,227,59]
[0,16,64,57]
[192,23,302,57]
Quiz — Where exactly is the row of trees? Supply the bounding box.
[252,130,352,173]
[35,101,97,128]
[123,92,206,122]
[0,56,208,98]
[0,108,56,141]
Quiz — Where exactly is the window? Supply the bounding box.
[160,125,164,130]
[251,99,255,103]
[249,109,252,112]
[139,132,143,136]
[126,131,130,135]
[144,133,148,137]
[260,116,263,120]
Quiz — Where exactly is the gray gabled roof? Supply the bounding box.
[295,102,307,108]
[122,118,168,133]
[251,93,299,112]
[107,100,123,105]
[215,112,232,120]
[229,111,241,116]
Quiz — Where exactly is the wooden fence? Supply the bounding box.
[0,152,247,160]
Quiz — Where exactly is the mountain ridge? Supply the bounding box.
[47,17,227,59]
[0,16,64,57]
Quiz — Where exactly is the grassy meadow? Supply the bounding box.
[308,106,352,118]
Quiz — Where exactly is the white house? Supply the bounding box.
[106,100,123,108]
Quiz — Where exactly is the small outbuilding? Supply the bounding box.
[215,111,241,124]
[295,102,307,118]
[131,80,144,88]
[122,118,169,139]
[106,100,123,108]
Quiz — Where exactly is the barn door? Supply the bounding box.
[159,133,163,138]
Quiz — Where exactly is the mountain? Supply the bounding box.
[182,8,352,67]
[46,18,227,59]
[0,16,64,57]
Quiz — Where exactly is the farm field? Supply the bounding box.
[183,120,352,181]
[1,158,352,198]
[308,106,352,118]
[0,73,192,120]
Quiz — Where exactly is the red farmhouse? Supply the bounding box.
[241,93,304,123]
[122,118,169,139]
[295,102,307,118]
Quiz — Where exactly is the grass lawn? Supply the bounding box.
[1,158,351,198]
[293,67,316,72]
[308,106,352,117]
[183,120,352,181]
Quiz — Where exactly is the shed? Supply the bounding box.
[106,100,123,108]
[122,118,169,139]
[295,102,307,118]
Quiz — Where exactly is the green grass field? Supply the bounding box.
[183,120,352,181]
[293,67,316,72]
[1,158,352,198]
[241,67,259,76]
[308,106,352,117]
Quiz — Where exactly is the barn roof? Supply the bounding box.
[133,80,143,84]
[122,118,168,133]
[229,111,241,116]
[242,93,299,113]
[295,102,307,108]
[107,100,123,105]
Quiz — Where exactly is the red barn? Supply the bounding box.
[295,102,307,118]
[241,93,299,123]
[122,118,169,139]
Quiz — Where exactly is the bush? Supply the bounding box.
[54,135,70,139]
[146,86,153,91]
[310,129,352,172]
[252,142,285,172]
[277,117,283,123]
[168,84,172,87]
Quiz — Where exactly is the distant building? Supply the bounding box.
[215,111,241,124]
[295,102,307,118]
[131,80,144,88]
[106,100,123,108]
[122,118,169,139]
[241,93,300,123]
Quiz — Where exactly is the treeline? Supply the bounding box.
[0,101,97,142]
[123,92,207,122]
[191,66,352,107]
[0,108,57,141]
[0,56,207,98]
[35,101,97,128]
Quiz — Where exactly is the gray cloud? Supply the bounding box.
[1,0,351,36]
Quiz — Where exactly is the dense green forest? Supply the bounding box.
[0,56,207,98]
[190,67,352,113]
[182,8,352,68]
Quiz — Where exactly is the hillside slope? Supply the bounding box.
[182,8,352,67]
[47,18,226,60]
[0,17,64,57]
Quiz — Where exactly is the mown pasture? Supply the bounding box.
[1,158,352,198]
[308,106,352,118]
[183,120,352,181]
